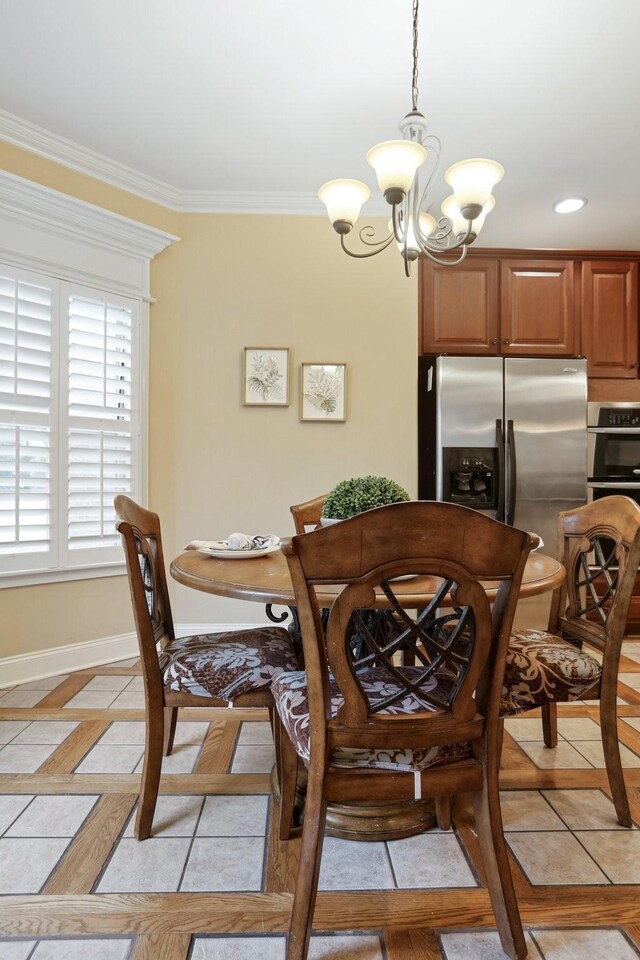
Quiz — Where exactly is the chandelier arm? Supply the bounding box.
[357,224,394,248]
[339,232,395,259]
[419,245,470,267]
[391,203,405,244]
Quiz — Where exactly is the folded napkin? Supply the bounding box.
[185,532,279,551]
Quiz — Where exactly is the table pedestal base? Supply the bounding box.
[271,764,437,841]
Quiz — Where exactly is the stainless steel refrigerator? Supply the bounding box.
[418,355,588,551]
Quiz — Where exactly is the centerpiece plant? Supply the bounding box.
[321,475,410,521]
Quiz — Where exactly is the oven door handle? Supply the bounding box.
[588,481,640,489]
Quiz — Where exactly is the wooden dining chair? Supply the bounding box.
[273,500,537,960]
[114,495,298,840]
[501,495,640,828]
[290,494,326,535]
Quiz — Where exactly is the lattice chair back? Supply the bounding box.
[553,496,640,655]
[115,495,176,694]
[282,501,537,758]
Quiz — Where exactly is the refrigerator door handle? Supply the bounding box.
[506,419,517,526]
[496,418,506,522]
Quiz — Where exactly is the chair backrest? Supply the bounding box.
[290,494,327,535]
[550,496,640,655]
[282,501,536,758]
[114,495,175,694]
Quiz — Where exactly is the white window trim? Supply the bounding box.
[0,170,177,587]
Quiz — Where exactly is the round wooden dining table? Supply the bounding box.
[170,544,565,841]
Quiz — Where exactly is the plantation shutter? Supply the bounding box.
[61,285,140,566]
[0,269,56,569]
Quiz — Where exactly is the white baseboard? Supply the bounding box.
[0,622,279,689]
[0,632,139,689]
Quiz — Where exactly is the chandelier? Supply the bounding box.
[318,0,504,276]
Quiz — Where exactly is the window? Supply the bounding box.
[0,265,141,582]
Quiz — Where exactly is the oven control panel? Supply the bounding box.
[598,407,640,427]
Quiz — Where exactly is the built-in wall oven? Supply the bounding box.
[587,402,640,507]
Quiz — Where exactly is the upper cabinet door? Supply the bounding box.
[582,260,638,378]
[500,259,576,356]
[419,257,499,355]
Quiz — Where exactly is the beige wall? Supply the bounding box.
[0,145,418,656]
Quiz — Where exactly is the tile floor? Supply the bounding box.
[1,651,640,959]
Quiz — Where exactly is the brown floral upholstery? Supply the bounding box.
[272,667,471,772]
[160,626,297,701]
[501,628,602,716]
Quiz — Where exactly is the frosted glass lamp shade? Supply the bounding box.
[441,194,495,237]
[318,179,371,229]
[366,140,427,200]
[390,211,438,259]
[444,158,504,212]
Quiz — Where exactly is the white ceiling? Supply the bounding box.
[1,0,639,248]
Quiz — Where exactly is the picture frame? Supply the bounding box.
[243,347,289,406]
[300,362,347,422]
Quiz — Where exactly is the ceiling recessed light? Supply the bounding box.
[554,197,587,214]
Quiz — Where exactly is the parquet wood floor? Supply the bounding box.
[1,645,640,959]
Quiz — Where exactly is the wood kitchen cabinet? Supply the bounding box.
[582,260,638,378]
[420,254,576,356]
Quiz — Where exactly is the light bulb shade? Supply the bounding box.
[389,211,438,258]
[318,179,370,226]
[441,194,495,236]
[444,158,504,210]
[366,140,427,197]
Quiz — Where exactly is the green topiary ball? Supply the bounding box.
[322,475,410,520]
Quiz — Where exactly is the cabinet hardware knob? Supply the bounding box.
[630,362,639,368]
[504,338,511,344]
[491,337,498,344]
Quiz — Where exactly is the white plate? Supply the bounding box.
[197,539,280,560]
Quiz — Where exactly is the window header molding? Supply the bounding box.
[0,170,179,299]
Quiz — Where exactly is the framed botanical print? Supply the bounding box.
[243,347,289,406]
[300,362,347,421]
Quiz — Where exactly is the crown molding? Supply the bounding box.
[0,108,391,216]
[0,168,178,260]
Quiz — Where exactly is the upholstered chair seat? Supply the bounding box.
[501,628,602,716]
[161,627,297,701]
[272,667,471,771]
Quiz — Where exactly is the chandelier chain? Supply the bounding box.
[411,0,420,112]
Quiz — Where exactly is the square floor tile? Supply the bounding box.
[0,721,31,744]
[237,722,274,745]
[318,838,395,891]
[576,830,640,883]
[500,791,566,831]
[81,676,132,693]
[570,739,640,768]
[532,927,640,959]
[619,674,640,692]
[106,657,139,668]
[99,721,146,744]
[230,744,275,774]
[63,691,118,709]
[0,796,34,835]
[506,831,608,885]
[6,795,98,837]
[517,741,593,769]
[123,795,204,837]
[172,722,210,746]
[191,937,285,960]
[133,744,201,774]
[623,717,640,733]
[556,717,602,741]
[308,934,384,959]
[440,930,543,960]
[542,789,630,830]
[181,836,265,891]
[0,942,37,960]
[108,691,146,710]
[0,838,70,893]
[503,718,547,742]
[0,744,57,774]
[75,744,143,774]
[30,939,133,959]
[10,722,80,745]
[0,690,48,708]
[388,832,477,889]
[17,676,69,691]
[96,837,191,892]
[122,676,144,692]
[197,795,269,836]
